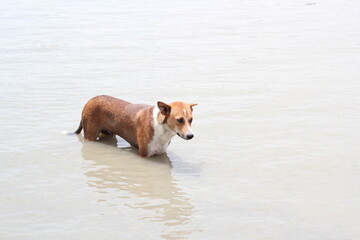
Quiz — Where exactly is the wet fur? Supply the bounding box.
[75,95,196,157]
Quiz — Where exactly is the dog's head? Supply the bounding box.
[157,101,197,140]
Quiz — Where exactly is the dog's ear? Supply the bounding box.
[157,101,171,115]
[189,103,198,111]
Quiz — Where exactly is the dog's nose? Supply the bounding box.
[186,134,194,140]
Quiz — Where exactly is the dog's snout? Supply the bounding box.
[186,134,194,140]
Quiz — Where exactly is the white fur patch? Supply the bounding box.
[147,107,176,156]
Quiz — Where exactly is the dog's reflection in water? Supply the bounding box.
[78,134,197,239]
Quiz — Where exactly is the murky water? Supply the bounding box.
[1,0,360,239]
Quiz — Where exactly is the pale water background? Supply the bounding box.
[1,0,360,239]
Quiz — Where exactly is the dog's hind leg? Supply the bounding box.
[82,120,100,141]
[99,129,115,139]
[100,130,113,136]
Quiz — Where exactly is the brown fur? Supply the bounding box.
[75,95,197,157]
[75,95,154,157]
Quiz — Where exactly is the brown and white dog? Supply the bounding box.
[75,95,197,157]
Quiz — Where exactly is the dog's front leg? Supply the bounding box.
[138,144,149,158]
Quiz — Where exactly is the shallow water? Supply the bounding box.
[1,0,360,239]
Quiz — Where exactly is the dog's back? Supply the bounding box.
[76,95,152,146]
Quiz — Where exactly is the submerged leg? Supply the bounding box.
[83,120,99,141]
[138,145,149,158]
[100,130,113,136]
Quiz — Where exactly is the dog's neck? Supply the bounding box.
[152,107,176,140]
[147,107,176,156]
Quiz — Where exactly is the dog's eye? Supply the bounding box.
[189,118,193,124]
[177,118,184,124]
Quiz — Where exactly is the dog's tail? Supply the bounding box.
[74,122,83,134]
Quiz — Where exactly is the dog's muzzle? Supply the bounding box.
[177,133,194,140]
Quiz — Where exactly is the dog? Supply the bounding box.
[74,95,197,157]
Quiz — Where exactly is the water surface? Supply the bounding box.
[1,0,360,239]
